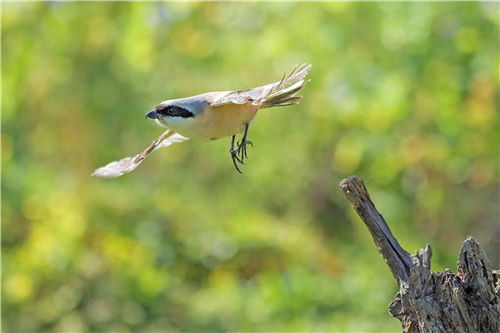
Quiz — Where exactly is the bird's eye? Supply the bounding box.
[160,106,194,118]
[155,105,169,116]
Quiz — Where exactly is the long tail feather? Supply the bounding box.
[261,64,311,108]
[261,65,311,108]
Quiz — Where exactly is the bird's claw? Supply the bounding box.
[231,154,243,173]
[230,147,243,163]
[236,139,252,161]
[229,124,253,173]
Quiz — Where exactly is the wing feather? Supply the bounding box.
[208,63,311,107]
[92,130,189,178]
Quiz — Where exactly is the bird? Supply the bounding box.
[92,64,311,178]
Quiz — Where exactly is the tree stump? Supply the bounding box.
[339,176,500,333]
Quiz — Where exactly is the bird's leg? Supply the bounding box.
[228,123,253,173]
[236,123,253,162]
[230,134,243,173]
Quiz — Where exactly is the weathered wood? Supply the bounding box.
[339,176,414,283]
[339,175,500,333]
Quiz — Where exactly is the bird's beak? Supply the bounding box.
[145,110,159,119]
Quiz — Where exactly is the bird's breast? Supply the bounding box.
[176,104,259,140]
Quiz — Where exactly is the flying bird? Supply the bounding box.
[92,63,311,178]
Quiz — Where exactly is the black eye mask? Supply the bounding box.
[157,105,194,118]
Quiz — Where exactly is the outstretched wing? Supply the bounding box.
[92,130,189,178]
[208,63,312,107]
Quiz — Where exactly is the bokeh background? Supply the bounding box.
[2,2,499,332]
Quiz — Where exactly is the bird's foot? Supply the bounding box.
[236,139,253,164]
[230,146,243,173]
[229,123,253,173]
[229,129,253,173]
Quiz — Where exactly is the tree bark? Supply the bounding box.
[339,175,500,333]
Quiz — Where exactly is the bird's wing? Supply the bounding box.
[92,130,189,178]
[207,63,312,107]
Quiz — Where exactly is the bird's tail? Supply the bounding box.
[261,63,311,108]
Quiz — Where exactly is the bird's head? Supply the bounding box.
[146,102,195,128]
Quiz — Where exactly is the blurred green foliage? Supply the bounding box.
[2,2,498,332]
